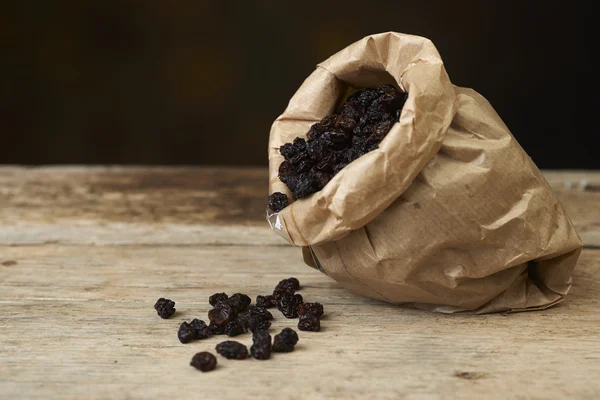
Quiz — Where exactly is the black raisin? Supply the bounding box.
[190,352,217,372]
[250,329,272,360]
[240,306,273,332]
[154,298,175,319]
[297,302,324,318]
[275,85,406,199]
[228,293,251,312]
[177,322,196,344]
[179,319,210,343]
[267,192,289,213]
[250,319,271,332]
[209,323,226,335]
[249,306,274,320]
[224,320,247,337]
[298,314,321,332]
[272,328,299,352]
[208,302,236,326]
[216,340,248,360]
[190,319,210,339]
[274,277,300,293]
[256,295,276,308]
[209,292,228,306]
[277,292,303,319]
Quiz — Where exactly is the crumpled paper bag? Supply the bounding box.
[267,32,582,313]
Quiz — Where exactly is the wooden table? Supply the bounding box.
[1,167,598,399]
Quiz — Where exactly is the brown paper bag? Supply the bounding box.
[267,32,582,313]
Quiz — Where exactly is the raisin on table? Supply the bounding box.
[209,292,228,306]
[190,319,210,339]
[273,277,300,301]
[277,292,303,319]
[298,314,321,332]
[178,321,197,344]
[256,295,276,309]
[224,320,247,337]
[190,352,217,372]
[208,302,236,326]
[250,329,272,360]
[228,293,251,313]
[154,298,176,319]
[297,302,324,318]
[272,328,299,353]
[209,323,227,335]
[216,341,249,360]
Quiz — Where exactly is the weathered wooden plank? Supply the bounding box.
[0,244,598,399]
[1,167,599,246]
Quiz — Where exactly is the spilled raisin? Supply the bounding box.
[154,298,176,319]
[177,321,197,344]
[298,314,321,332]
[272,328,299,353]
[277,292,303,319]
[224,320,247,337]
[267,192,289,212]
[208,302,236,326]
[240,306,273,332]
[256,295,276,309]
[216,340,248,360]
[228,293,251,313]
[178,319,210,343]
[273,277,300,301]
[250,329,272,360]
[209,292,228,306]
[297,302,324,318]
[190,319,211,339]
[190,351,217,372]
[209,323,227,335]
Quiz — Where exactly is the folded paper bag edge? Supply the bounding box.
[270,32,457,246]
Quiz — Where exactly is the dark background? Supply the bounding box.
[1,1,595,168]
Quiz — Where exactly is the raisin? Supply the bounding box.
[179,319,210,343]
[273,84,406,201]
[278,160,294,177]
[297,302,324,318]
[249,306,274,320]
[250,319,271,332]
[250,329,272,360]
[267,192,289,213]
[190,319,210,339]
[177,322,197,344]
[224,320,247,337]
[274,277,300,294]
[228,293,251,313]
[209,323,227,335]
[216,341,248,359]
[240,306,273,332]
[298,314,321,332]
[277,292,303,319]
[272,328,299,352]
[190,352,217,372]
[208,302,236,326]
[256,295,276,308]
[209,292,228,306]
[154,298,175,319]
[279,143,298,160]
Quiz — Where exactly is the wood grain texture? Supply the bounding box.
[1,167,599,400]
